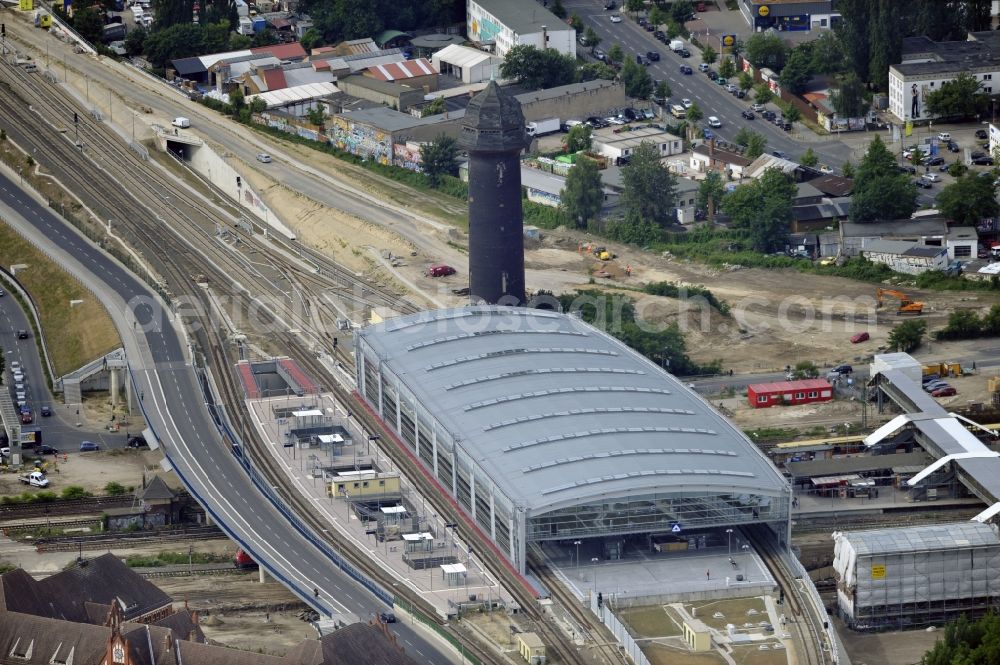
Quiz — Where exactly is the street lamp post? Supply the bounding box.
[591,557,600,593]
[726,528,733,559]
[574,540,582,572]
[742,544,750,581]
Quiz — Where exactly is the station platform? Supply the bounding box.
[791,485,983,520]
[538,536,776,607]
[245,392,508,620]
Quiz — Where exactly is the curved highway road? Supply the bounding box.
[0,171,455,665]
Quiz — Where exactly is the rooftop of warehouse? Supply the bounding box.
[356,307,788,514]
[841,522,1000,556]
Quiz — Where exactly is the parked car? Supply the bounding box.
[636,54,646,65]
[653,30,666,40]
[914,178,932,189]
[604,0,616,8]
[947,140,960,152]
[751,103,765,112]
[932,386,957,397]
[726,83,738,93]
[924,156,944,166]
[609,14,622,22]
[80,441,100,452]
[924,381,950,391]
[679,64,693,75]
[735,89,747,98]
[698,62,710,72]
[937,132,952,142]
[922,172,941,183]
[593,49,606,62]
[771,150,789,159]
[622,108,639,121]
[426,264,456,277]
[703,128,714,140]
[127,436,148,449]
[741,110,755,120]
[36,445,58,455]
[850,332,870,344]
[976,128,988,139]
[586,116,608,128]
[832,364,853,375]
[707,116,722,128]
[646,50,660,62]
[973,155,995,165]
[762,110,776,121]
[678,48,691,57]
[897,164,916,174]
[637,16,647,26]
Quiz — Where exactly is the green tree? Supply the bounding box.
[779,46,812,93]
[584,26,600,49]
[684,102,703,140]
[625,0,645,15]
[720,167,795,252]
[565,124,593,153]
[61,485,91,500]
[948,161,969,178]
[202,20,232,53]
[621,142,678,228]
[697,170,725,222]
[306,101,326,129]
[654,80,672,103]
[808,31,847,75]
[230,34,252,49]
[701,45,717,66]
[742,32,788,70]
[561,157,604,227]
[938,173,1000,225]
[500,45,576,90]
[124,26,148,56]
[142,23,205,68]
[649,6,666,28]
[842,161,855,178]
[569,14,583,31]
[745,132,767,159]
[420,134,458,186]
[608,43,624,65]
[621,57,654,99]
[73,6,105,42]
[670,0,693,24]
[753,83,774,105]
[925,72,989,120]
[421,96,445,117]
[800,147,818,167]
[910,146,924,171]
[851,138,918,222]
[887,319,926,353]
[782,104,802,124]
[579,62,617,82]
[606,209,662,245]
[738,71,754,93]
[300,28,323,52]
[718,57,736,80]
[229,88,245,117]
[830,72,867,117]
[552,0,567,20]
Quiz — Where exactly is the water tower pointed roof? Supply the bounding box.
[458,80,528,152]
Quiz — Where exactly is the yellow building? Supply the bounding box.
[683,618,712,652]
[516,632,545,665]
[328,471,401,499]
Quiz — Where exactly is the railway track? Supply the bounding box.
[747,525,828,665]
[0,47,616,665]
[35,525,225,551]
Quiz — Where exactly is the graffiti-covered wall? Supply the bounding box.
[394,142,422,171]
[331,116,392,165]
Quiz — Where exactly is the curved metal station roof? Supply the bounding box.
[358,307,788,514]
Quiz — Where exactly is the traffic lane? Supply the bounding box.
[0,187,375,612]
[0,176,456,664]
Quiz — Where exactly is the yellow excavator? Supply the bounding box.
[876,288,924,315]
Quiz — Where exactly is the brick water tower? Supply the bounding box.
[458,80,529,306]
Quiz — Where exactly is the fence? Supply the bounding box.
[196,366,395,607]
[589,591,651,665]
[789,553,840,664]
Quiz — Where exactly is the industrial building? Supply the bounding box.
[747,378,832,409]
[354,306,791,573]
[833,522,1000,630]
[466,0,575,58]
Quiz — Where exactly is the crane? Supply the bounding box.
[876,288,924,315]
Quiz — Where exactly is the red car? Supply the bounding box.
[850,332,870,344]
[427,264,456,277]
[932,386,957,397]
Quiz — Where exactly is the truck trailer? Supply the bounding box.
[526,118,560,137]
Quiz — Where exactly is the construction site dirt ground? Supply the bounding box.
[833,617,942,665]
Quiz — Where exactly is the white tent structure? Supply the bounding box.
[431,44,501,84]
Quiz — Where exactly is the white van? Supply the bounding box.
[172,117,191,128]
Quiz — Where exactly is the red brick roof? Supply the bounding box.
[261,67,287,91]
[251,42,306,61]
[365,57,437,81]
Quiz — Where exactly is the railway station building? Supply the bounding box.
[354,307,791,573]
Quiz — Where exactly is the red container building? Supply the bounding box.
[747,378,833,409]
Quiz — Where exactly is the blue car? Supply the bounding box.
[80,441,100,452]
[703,128,714,140]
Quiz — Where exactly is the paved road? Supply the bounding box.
[0,172,456,665]
[570,0,854,164]
[0,290,115,455]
